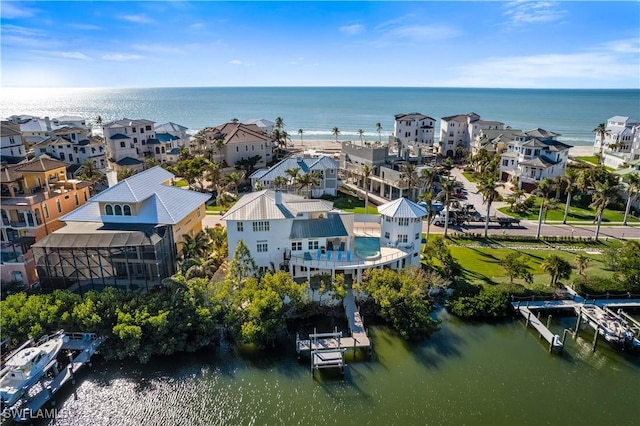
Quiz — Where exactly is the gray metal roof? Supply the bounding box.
[221,190,333,221]
[290,214,348,239]
[252,155,338,183]
[378,197,427,218]
[33,222,163,249]
[62,166,210,225]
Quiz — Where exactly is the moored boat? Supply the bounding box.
[0,330,66,407]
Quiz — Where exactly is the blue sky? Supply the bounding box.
[1,1,639,88]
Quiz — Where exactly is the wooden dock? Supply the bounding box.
[513,304,564,353]
[573,304,640,352]
[296,289,372,378]
[12,332,104,423]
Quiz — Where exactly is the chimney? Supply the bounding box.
[296,154,303,163]
[106,169,118,187]
[275,189,282,205]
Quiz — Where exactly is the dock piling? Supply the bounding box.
[592,327,599,352]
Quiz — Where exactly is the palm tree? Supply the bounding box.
[275,117,285,130]
[226,171,244,197]
[401,164,420,201]
[560,169,578,224]
[622,173,640,226]
[273,175,287,190]
[375,122,383,142]
[296,171,320,199]
[358,129,365,143]
[436,176,456,238]
[78,160,105,193]
[285,167,300,193]
[297,128,304,146]
[215,138,225,163]
[271,128,287,159]
[534,178,554,239]
[593,123,607,163]
[181,231,210,261]
[540,254,572,286]
[419,167,436,195]
[362,164,372,213]
[477,178,504,238]
[574,253,590,276]
[590,180,621,240]
[332,127,340,143]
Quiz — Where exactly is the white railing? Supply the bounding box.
[289,248,410,269]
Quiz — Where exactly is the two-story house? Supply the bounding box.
[202,120,272,169]
[32,166,210,292]
[250,154,340,197]
[499,128,572,192]
[1,157,91,286]
[222,190,426,284]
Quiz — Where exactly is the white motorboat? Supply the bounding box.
[0,330,66,407]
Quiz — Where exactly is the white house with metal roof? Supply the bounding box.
[222,190,426,283]
[103,118,158,169]
[154,122,190,163]
[394,112,436,148]
[593,116,640,169]
[499,128,572,192]
[439,113,504,157]
[32,166,210,291]
[249,154,340,197]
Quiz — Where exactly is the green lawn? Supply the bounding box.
[461,171,479,183]
[331,195,378,214]
[448,245,612,290]
[576,156,599,165]
[499,196,639,223]
[174,179,188,187]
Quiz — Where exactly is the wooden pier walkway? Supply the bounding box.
[513,304,564,353]
[296,289,373,377]
[13,332,104,423]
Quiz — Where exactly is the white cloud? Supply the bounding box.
[133,43,184,54]
[1,25,62,48]
[0,3,40,19]
[56,51,92,60]
[384,24,461,42]
[69,23,104,31]
[190,22,205,30]
[229,59,254,67]
[119,14,154,24]
[102,53,141,61]
[339,24,364,36]
[445,51,638,88]
[503,1,566,26]
[603,38,640,54]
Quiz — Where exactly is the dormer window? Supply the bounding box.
[123,205,132,216]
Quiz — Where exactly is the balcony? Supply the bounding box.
[288,246,411,270]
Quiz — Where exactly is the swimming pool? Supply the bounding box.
[354,237,381,259]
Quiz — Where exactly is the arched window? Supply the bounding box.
[105,205,113,215]
[114,205,122,215]
[123,205,132,216]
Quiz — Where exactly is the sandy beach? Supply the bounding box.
[288,137,596,158]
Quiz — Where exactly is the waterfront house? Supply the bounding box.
[470,128,525,156]
[32,166,210,292]
[499,128,571,192]
[36,126,107,170]
[439,113,504,158]
[201,120,272,169]
[154,122,190,163]
[1,157,91,287]
[594,116,640,169]
[102,118,157,171]
[394,113,436,149]
[340,140,431,204]
[250,154,340,197]
[222,190,425,283]
[1,121,28,165]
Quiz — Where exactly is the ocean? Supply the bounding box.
[1,87,639,147]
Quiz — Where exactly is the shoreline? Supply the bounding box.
[287,138,596,158]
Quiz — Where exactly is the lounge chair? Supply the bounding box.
[317,249,322,260]
[346,251,351,261]
[304,252,312,261]
[337,251,343,261]
[326,251,332,261]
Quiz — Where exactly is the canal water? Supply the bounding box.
[52,309,639,425]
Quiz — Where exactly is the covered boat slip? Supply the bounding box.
[32,222,175,293]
